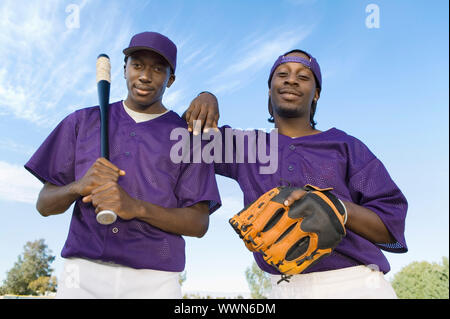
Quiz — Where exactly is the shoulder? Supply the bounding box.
[161,110,189,129]
[71,100,126,124]
[69,104,99,123]
[330,128,377,169]
[325,128,370,148]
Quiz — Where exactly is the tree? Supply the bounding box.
[391,257,449,299]
[28,276,57,296]
[1,239,57,296]
[245,261,271,299]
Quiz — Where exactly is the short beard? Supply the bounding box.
[272,101,308,119]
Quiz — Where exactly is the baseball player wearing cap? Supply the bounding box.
[184,49,408,298]
[25,32,221,299]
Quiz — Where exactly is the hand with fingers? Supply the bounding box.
[282,188,307,207]
[183,92,220,135]
[72,157,126,197]
[82,181,139,221]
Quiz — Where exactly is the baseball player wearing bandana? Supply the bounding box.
[185,49,407,299]
[25,32,221,299]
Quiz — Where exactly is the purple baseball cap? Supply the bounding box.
[268,49,322,91]
[123,31,177,73]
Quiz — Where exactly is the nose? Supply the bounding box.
[284,74,299,86]
[138,69,152,83]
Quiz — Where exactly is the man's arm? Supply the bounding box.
[82,181,210,238]
[136,201,210,238]
[36,158,124,217]
[284,189,396,244]
[340,200,395,244]
[183,92,219,135]
[183,91,243,180]
[36,182,80,217]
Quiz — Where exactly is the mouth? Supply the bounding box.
[133,85,154,96]
[278,88,303,98]
[278,88,303,101]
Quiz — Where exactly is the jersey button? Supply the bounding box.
[112,227,119,234]
[289,144,295,150]
[288,165,294,171]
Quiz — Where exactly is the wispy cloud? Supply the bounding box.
[0,138,34,156]
[208,27,314,94]
[0,0,132,128]
[163,88,187,113]
[0,1,315,127]
[0,161,42,204]
[182,45,208,64]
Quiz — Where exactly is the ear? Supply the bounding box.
[268,97,273,116]
[123,63,127,79]
[314,88,320,102]
[166,74,176,88]
[268,88,273,115]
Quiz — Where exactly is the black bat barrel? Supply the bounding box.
[96,53,111,159]
[98,80,110,159]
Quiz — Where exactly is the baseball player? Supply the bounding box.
[25,32,221,299]
[184,49,408,298]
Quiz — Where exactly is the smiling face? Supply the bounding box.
[269,51,319,121]
[124,50,175,112]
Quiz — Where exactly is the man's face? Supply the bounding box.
[124,50,175,108]
[269,52,319,119]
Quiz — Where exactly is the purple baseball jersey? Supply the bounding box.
[214,126,407,274]
[25,101,221,272]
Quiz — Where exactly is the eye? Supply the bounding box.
[132,63,142,69]
[276,72,288,77]
[297,75,310,81]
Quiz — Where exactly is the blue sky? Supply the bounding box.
[0,0,448,295]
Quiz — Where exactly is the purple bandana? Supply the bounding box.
[268,51,322,90]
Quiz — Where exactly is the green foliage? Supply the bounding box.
[245,261,271,299]
[1,239,56,296]
[28,276,57,296]
[391,257,449,299]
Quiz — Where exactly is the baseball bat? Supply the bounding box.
[95,54,117,225]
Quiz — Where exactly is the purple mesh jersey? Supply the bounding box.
[25,101,221,272]
[214,126,407,274]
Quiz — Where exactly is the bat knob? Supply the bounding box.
[97,53,109,59]
[96,210,117,225]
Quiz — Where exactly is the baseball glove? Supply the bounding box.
[229,184,347,277]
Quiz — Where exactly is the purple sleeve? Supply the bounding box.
[347,142,408,253]
[174,161,222,214]
[213,125,239,180]
[24,112,78,186]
